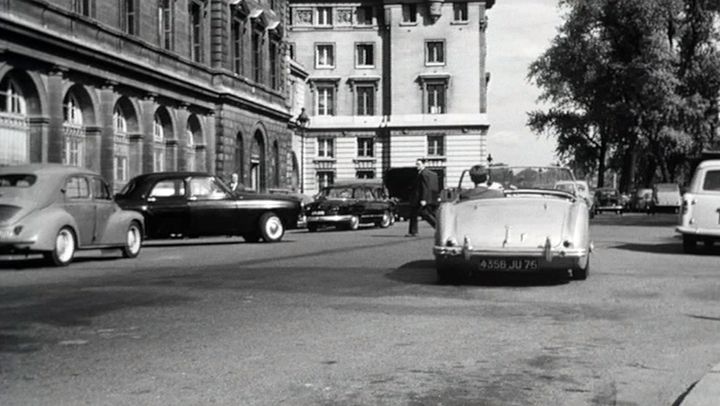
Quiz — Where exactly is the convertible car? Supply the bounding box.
[115,172,301,242]
[433,166,592,283]
[0,164,144,266]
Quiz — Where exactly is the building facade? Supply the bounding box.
[288,0,494,194]
[1,0,295,192]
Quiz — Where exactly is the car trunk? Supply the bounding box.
[450,198,571,249]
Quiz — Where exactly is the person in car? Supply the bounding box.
[463,164,504,199]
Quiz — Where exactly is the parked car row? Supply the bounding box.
[0,165,405,267]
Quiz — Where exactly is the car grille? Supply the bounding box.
[0,205,21,222]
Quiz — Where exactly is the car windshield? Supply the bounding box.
[320,186,356,199]
[460,166,575,192]
[0,174,37,188]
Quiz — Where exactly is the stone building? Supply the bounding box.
[0,0,294,192]
[288,0,494,194]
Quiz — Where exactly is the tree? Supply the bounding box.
[528,0,720,190]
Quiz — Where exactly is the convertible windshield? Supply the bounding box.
[0,174,37,188]
[460,166,575,192]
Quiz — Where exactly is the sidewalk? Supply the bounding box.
[680,362,720,405]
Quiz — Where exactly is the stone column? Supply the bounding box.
[139,95,156,173]
[98,82,116,186]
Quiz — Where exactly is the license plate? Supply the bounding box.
[311,210,325,215]
[477,258,538,271]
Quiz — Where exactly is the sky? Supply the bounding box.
[485,0,563,166]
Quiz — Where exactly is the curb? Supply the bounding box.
[680,363,720,405]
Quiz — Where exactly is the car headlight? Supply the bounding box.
[0,226,22,239]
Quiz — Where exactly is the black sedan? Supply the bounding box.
[305,181,395,232]
[115,172,301,242]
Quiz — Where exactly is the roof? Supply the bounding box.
[0,163,98,177]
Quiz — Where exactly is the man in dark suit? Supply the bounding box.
[407,158,438,236]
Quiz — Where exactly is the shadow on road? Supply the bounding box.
[591,213,677,227]
[613,242,720,256]
[387,260,569,287]
[0,255,124,271]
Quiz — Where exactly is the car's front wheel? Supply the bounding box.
[44,227,76,267]
[436,257,461,285]
[259,212,284,242]
[347,215,360,231]
[121,221,143,258]
[376,211,392,228]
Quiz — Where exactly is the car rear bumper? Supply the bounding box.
[0,241,38,254]
[596,205,623,211]
[433,246,590,271]
[676,226,720,238]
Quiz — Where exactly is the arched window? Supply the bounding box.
[62,92,85,167]
[113,106,127,134]
[153,113,165,142]
[186,129,194,147]
[63,94,83,125]
[0,78,26,115]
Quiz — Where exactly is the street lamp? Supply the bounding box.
[296,108,309,193]
[486,153,493,166]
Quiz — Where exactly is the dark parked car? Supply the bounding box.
[304,181,395,231]
[593,187,624,215]
[115,172,301,242]
[0,164,144,266]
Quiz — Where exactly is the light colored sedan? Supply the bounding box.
[0,164,144,266]
[434,165,592,283]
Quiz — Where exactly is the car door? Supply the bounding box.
[187,176,238,236]
[92,176,116,244]
[145,178,190,238]
[62,175,95,247]
[693,169,720,231]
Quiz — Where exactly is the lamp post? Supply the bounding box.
[297,108,309,193]
[486,153,493,166]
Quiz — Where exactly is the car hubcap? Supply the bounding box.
[266,217,282,239]
[127,226,141,254]
[56,229,74,263]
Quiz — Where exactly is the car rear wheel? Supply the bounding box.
[347,215,360,231]
[44,227,76,267]
[121,221,142,258]
[376,211,392,228]
[259,212,284,242]
[572,255,590,280]
[683,234,697,253]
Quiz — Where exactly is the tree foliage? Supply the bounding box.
[528,0,720,189]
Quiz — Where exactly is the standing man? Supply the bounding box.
[407,158,438,236]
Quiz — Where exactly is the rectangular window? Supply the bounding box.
[426,41,445,65]
[356,6,373,25]
[93,177,111,200]
[114,156,128,182]
[315,44,335,68]
[356,170,375,179]
[453,2,468,22]
[317,171,335,188]
[427,84,446,114]
[269,40,279,89]
[252,29,263,82]
[316,85,335,116]
[75,0,92,16]
[427,135,445,156]
[317,7,332,26]
[231,18,244,75]
[702,170,720,191]
[158,0,174,50]
[317,138,335,158]
[189,1,203,63]
[356,85,375,116]
[401,4,417,23]
[357,137,374,157]
[122,0,136,35]
[356,44,374,67]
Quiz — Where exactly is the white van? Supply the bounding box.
[677,159,720,252]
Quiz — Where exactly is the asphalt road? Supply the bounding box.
[1,213,720,405]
